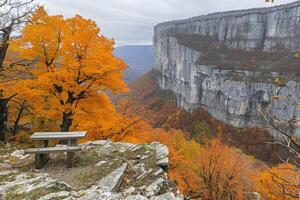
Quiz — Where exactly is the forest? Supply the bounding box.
[0,0,299,200]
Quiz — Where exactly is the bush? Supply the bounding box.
[192,121,213,144]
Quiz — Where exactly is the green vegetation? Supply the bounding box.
[176,34,300,81]
[192,121,213,144]
[272,77,287,87]
[74,160,123,189]
[0,174,16,183]
[4,182,67,200]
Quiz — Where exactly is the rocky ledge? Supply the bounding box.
[0,141,182,200]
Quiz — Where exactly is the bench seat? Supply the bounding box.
[25,146,82,169]
[25,146,82,154]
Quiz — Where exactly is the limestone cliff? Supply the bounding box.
[154,1,300,136]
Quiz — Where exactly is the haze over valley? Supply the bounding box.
[114,45,154,82]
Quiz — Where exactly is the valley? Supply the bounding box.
[118,71,292,164]
[114,45,154,82]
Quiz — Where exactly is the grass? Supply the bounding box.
[3,179,71,200]
[74,159,123,189]
[133,155,157,188]
[120,145,161,189]
[272,77,287,87]
[74,148,105,167]
[70,145,143,189]
[0,174,16,183]
[4,184,64,200]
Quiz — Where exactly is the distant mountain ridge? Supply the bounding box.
[114,45,154,82]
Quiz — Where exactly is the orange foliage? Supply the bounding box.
[126,128,255,199]
[197,140,254,200]
[5,7,296,200]
[255,163,300,200]
[11,7,128,132]
[123,71,293,164]
[113,71,178,128]
[83,99,150,142]
[127,129,203,195]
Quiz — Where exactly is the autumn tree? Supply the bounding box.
[195,140,254,200]
[255,163,300,199]
[257,90,300,199]
[12,7,128,133]
[8,98,31,135]
[126,127,255,199]
[83,99,150,142]
[0,0,35,141]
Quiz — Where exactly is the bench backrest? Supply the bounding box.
[30,131,87,140]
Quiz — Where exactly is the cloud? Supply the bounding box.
[35,0,295,46]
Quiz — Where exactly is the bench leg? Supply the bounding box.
[35,154,50,169]
[35,154,44,169]
[67,152,74,168]
[67,139,77,146]
[43,141,50,162]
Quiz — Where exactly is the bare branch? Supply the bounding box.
[258,93,300,167]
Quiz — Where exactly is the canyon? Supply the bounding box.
[154,1,300,137]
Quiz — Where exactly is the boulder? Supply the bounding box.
[10,149,25,158]
[122,186,136,196]
[144,178,166,197]
[98,163,128,192]
[78,188,122,200]
[251,192,261,200]
[151,142,169,169]
[38,191,70,200]
[151,192,181,200]
[125,194,149,200]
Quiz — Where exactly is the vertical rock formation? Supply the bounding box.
[154,1,300,136]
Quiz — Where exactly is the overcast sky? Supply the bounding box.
[35,0,295,46]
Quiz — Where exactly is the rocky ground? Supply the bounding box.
[0,140,182,200]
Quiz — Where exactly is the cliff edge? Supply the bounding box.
[0,141,182,200]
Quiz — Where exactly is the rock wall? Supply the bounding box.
[154,1,300,136]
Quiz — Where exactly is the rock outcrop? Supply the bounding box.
[0,141,182,200]
[154,1,300,136]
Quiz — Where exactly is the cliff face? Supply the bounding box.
[154,1,300,136]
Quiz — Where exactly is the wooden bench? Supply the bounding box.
[25,131,87,169]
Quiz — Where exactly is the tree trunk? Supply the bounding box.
[0,42,9,68]
[0,98,8,141]
[12,102,25,135]
[0,26,11,68]
[0,26,12,141]
[60,111,74,132]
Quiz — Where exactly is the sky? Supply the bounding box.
[35,0,295,46]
